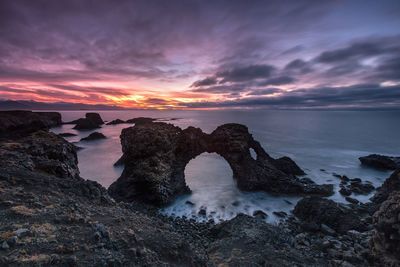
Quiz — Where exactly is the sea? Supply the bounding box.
[49,110,400,223]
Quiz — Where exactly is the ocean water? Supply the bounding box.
[50,110,400,223]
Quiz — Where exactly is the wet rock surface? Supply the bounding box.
[359,154,400,170]
[109,122,333,205]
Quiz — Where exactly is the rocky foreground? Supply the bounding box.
[0,111,399,266]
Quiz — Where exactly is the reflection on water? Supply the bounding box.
[50,110,399,223]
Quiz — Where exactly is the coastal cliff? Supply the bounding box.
[0,111,398,266]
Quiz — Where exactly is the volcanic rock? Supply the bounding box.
[85,113,104,125]
[0,110,61,138]
[106,119,126,125]
[371,191,400,266]
[359,154,400,170]
[108,122,333,205]
[59,133,77,137]
[72,118,100,130]
[80,132,106,141]
[126,117,156,125]
[372,169,400,204]
[293,197,367,234]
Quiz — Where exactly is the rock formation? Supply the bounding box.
[0,110,61,138]
[126,117,156,124]
[359,154,400,170]
[85,113,104,125]
[80,132,106,141]
[71,113,104,130]
[371,191,400,266]
[106,119,126,125]
[293,197,368,234]
[108,122,333,205]
[372,169,400,204]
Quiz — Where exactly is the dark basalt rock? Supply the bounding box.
[85,113,104,125]
[113,154,125,166]
[126,117,156,125]
[108,122,333,206]
[372,169,400,204]
[106,119,126,125]
[80,132,106,141]
[0,131,79,179]
[371,191,400,266]
[274,156,306,175]
[293,197,368,234]
[0,110,62,138]
[73,118,100,130]
[59,132,77,137]
[359,154,400,170]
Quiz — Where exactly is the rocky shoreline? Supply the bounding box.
[0,111,399,266]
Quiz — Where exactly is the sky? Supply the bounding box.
[1,0,400,109]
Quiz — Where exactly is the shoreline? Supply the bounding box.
[0,111,399,266]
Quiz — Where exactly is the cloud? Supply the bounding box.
[190,77,218,87]
[184,84,400,109]
[257,76,295,86]
[246,88,283,96]
[216,65,275,83]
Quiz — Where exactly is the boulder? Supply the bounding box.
[85,113,104,125]
[293,197,368,234]
[372,169,400,204]
[0,110,62,138]
[371,191,400,266]
[359,154,400,170]
[73,118,100,130]
[108,122,333,206]
[80,132,106,141]
[106,119,126,125]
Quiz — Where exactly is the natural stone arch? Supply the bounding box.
[108,122,333,206]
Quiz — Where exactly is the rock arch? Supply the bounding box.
[108,122,333,206]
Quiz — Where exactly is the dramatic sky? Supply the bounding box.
[1,0,400,109]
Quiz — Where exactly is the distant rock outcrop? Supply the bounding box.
[126,117,156,125]
[71,113,104,130]
[359,154,400,170]
[0,110,61,138]
[106,119,126,125]
[108,122,333,205]
[80,132,106,141]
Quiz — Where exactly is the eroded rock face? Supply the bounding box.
[293,197,368,234]
[359,154,400,170]
[0,111,61,138]
[371,191,400,266]
[80,132,106,141]
[0,131,79,179]
[85,113,104,125]
[372,169,400,204]
[108,122,333,205]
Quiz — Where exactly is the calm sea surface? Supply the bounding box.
[50,110,400,223]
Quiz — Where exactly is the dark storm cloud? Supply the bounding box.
[0,0,335,83]
[191,84,245,94]
[216,65,275,83]
[257,76,295,86]
[246,88,283,96]
[184,84,400,109]
[190,77,218,88]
